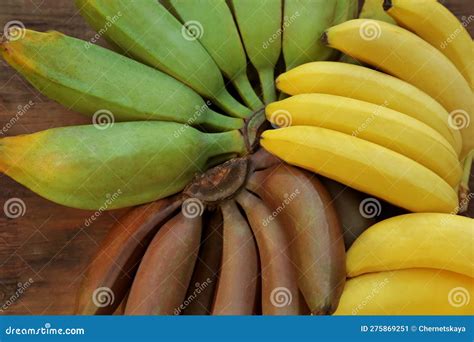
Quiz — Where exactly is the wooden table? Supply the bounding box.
[0,0,472,314]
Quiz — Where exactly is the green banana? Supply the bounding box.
[170,0,263,111]
[360,0,397,24]
[282,0,338,70]
[329,0,359,60]
[231,0,282,104]
[0,29,242,132]
[76,0,251,118]
[0,122,245,210]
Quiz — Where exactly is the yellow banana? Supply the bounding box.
[359,0,397,24]
[275,61,462,155]
[347,213,474,278]
[334,268,474,315]
[385,0,473,89]
[266,94,461,187]
[261,126,459,213]
[324,19,474,158]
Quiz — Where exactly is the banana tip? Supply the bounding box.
[382,0,393,11]
[321,32,329,46]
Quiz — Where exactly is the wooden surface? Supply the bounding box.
[0,0,473,315]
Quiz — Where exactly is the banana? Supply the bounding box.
[0,122,245,210]
[282,0,338,70]
[360,0,397,24]
[212,201,259,315]
[125,212,202,315]
[347,213,474,278]
[75,197,181,314]
[0,29,242,132]
[276,62,462,155]
[385,0,473,89]
[261,126,459,213]
[76,0,251,118]
[334,268,474,315]
[246,164,346,315]
[235,189,305,315]
[320,177,375,250]
[170,0,263,111]
[182,210,223,315]
[231,0,281,104]
[266,94,462,187]
[324,19,474,158]
[328,0,359,60]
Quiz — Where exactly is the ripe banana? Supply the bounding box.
[246,164,346,315]
[359,0,397,24]
[170,0,262,111]
[0,122,245,210]
[0,29,242,132]
[385,0,473,89]
[261,126,459,213]
[266,94,462,187]
[347,213,474,278]
[282,0,338,70]
[125,212,202,315]
[275,61,462,155]
[182,210,223,315]
[235,190,306,315]
[76,0,251,118]
[212,201,259,315]
[231,0,281,104]
[324,19,474,158]
[334,268,474,315]
[328,0,359,60]
[75,197,181,315]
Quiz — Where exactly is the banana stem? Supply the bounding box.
[258,67,277,104]
[206,130,247,158]
[213,89,253,118]
[232,72,264,111]
[203,109,244,132]
[458,149,473,213]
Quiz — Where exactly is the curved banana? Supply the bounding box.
[266,94,462,187]
[276,61,462,155]
[360,0,397,24]
[385,0,473,89]
[170,0,262,110]
[0,122,245,210]
[282,0,338,70]
[231,0,281,104]
[76,0,251,118]
[261,126,459,213]
[334,268,474,315]
[0,29,242,132]
[347,213,474,278]
[324,19,474,158]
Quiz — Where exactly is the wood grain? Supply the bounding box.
[0,0,472,315]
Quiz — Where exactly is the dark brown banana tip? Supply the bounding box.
[383,0,393,11]
[125,212,202,315]
[321,31,329,46]
[74,197,181,315]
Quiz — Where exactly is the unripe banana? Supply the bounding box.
[261,126,459,213]
[282,0,338,70]
[0,29,242,132]
[266,94,462,187]
[335,268,474,315]
[76,0,251,118]
[347,213,474,278]
[385,0,473,89]
[324,19,474,158]
[0,122,245,210]
[170,0,263,111]
[276,62,462,155]
[360,0,397,24]
[231,0,281,104]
